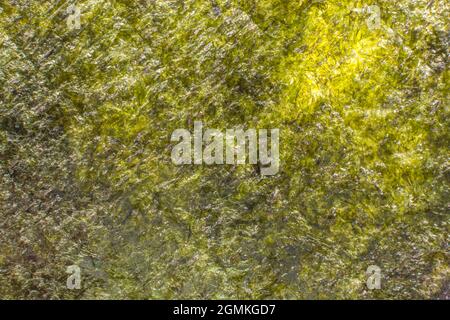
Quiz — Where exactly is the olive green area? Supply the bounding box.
[0,0,448,299]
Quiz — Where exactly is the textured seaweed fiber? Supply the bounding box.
[0,0,448,299]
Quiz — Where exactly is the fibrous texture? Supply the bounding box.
[0,0,448,299]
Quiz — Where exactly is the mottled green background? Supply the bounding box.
[0,0,448,299]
